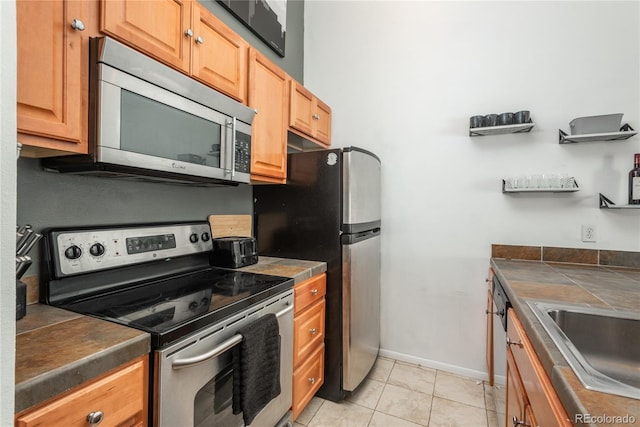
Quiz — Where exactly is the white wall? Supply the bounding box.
[304,1,640,378]
[0,0,17,423]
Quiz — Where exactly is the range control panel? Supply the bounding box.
[50,223,213,277]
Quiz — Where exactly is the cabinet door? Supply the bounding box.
[289,81,315,136]
[16,356,148,427]
[485,268,495,386]
[17,0,87,154]
[248,48,289,183]
[294,273,326,315]
[506,350,526,427]
[101,0,191,72]
[314,98,332,146]
[191,3,248,103]
[292,344,324,420]
[507,309,572,426]
[294,299,326,368]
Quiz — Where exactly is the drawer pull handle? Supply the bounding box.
[87,411,104,426]
[308,377,316,384]
[506,338,523,348]
[512,416,530,426]
[309,328,317,335]
[311,289,318,295]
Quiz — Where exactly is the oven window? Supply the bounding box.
[120,90,222,168]
[194,354,243,427]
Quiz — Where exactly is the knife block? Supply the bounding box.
[16,280,26,320]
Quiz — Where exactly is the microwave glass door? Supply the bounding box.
[120,90,223,168]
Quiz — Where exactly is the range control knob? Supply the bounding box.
[201,232,210,242]
[64,245,82,260]
[89,243,105,257]
[189,233,199,243]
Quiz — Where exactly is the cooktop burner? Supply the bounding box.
[42,222,293,348]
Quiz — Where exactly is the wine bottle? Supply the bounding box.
[629,153,640,205]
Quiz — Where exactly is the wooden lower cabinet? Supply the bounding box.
[292,273,326,420]
[506,309,571,427]
[292,344,325,419]
[15,355,148,427]
[485,268,495,386]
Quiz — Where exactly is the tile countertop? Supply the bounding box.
[490,245,640,426]
[15,304,150,414]
[14,256,326,415]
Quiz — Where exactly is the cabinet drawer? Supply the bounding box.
[294,299,326,368]
[293,344,324,420]
[506,310,571,427]
[294,273,326,315]
[16,356,148,427]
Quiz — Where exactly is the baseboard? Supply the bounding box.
[379,348,492,383]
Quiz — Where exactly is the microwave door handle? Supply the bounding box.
[230,117,236,178]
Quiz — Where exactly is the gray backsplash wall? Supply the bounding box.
[17,158,253,276]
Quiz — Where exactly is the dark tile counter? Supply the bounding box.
[15,304,150,414]
[490,245,640,426]
[237,256,327,283]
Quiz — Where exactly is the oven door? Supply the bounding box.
[154,292,293,427]
[97,63,251,183]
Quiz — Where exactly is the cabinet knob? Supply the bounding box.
[310,289,318,295]
[312,114,320,120]
[309,328,317,335]
[512,416,530,426]
[195,36,204,44]
[185,28,194,38]
[70,19,85,31]
[308,377,316,384]
[86,411,104,426]
[506,338,523,348]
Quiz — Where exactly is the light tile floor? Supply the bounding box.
[294,357,502,427]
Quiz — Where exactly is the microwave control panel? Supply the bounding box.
[235,131,251,174]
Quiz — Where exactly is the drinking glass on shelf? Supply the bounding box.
[558,173,569,188]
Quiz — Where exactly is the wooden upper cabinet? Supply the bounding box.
[102,0,247,103]
[16,0,97,156]
[248,48,289,183]
[289,80,332,147]
[101,0,191,72]
[191,3,248,103]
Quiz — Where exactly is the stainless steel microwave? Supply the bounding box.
[43,37,255,186]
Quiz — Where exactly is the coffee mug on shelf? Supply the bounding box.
[514,110,531,124]
[484,114,499,127]
[470,115,484,128]
[498,112,514,126]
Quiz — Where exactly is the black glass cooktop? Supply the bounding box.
[54,267,293,348]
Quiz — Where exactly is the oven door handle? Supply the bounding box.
[171,304,294,370]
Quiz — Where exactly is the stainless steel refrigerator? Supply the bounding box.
[253,146,381,401]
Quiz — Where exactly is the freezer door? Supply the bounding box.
[342,229,381,391]
[342,148,381,233]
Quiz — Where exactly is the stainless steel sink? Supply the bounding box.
[527,301,640,399]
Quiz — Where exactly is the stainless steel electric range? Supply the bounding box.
[42,221,295,427]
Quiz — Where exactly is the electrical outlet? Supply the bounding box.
[581,224,596,242]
